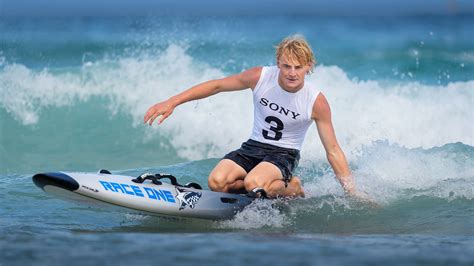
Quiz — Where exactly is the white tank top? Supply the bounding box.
[249,66,320,150]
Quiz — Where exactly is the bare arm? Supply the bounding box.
[312,93,355,195]
[144,67,262,125]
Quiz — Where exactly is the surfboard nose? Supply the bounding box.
[33,172,80,191]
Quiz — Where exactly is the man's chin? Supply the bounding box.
[285,84,299,91]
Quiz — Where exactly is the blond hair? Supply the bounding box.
[275,35,316,73]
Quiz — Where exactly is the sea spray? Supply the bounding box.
[1,44,472,172]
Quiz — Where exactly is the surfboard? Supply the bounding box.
[32,170,254,220]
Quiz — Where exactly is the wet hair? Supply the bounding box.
[275,35,316,73]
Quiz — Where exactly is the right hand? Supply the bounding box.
[143,100,175,125]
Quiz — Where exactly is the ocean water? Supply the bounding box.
[1,15,473,265]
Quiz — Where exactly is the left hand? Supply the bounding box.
[348,191,381,208]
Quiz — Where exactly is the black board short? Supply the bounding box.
[223,139,300,183]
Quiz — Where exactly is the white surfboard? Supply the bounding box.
[33,171,254,220]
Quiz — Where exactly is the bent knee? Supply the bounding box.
[244,176,275,192]
[208,171,244,193]
[243,176,255,192]
[208,173,227,192]
[208,160,246,192]
[247,176,298,196]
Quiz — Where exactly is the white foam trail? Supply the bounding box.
[303,142,474,204]
[1,44,473,162]
[217,200,290,229]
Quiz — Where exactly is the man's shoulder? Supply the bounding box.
[311,92,330,120]
[239,66,264,89]
[248,66,265,73]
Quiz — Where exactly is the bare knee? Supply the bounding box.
[245,176,304,198]
[244,175,271,192]
[208,169,245,193]
[208,159,247,193]
[208,171,227,192]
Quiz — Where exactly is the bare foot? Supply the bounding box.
[287,176,305,198]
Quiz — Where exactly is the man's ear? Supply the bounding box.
[307,62,314,74]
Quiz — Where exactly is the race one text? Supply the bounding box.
[99,180,176,203]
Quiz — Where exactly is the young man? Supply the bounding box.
[144,35,356,199]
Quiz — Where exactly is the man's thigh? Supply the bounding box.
[244,161,283,190]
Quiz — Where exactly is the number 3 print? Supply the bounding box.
[262,116,284,141]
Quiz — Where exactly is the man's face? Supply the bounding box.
[277,54,312,92]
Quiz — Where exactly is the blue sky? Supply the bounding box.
[1,0,473,17]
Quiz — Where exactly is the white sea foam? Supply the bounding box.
[1,44,473,163]
[216,199,290,229]
[303,141,474,204]
[302,66,474,162]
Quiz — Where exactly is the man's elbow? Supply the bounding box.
[325,146,351,177]
[326,151,340,164]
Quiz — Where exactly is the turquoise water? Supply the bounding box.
[1,15,473,265]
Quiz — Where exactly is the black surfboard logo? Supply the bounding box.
[176,187,202,210]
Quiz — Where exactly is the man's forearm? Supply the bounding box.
[327,148,355,194]
[169,80,221,107]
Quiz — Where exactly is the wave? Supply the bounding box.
[1,44,473,166]
[299,141,474,201]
